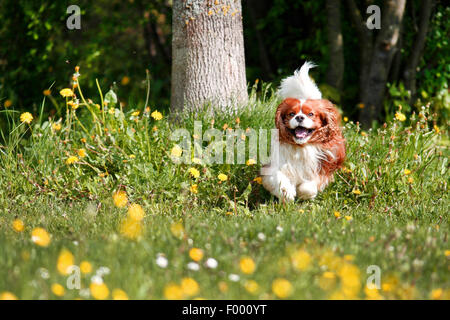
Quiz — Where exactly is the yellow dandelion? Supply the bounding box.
[358,103,365,109]
[189,248,204,262]
[190,184,198,194]
[77,148,86,158]
[60,88,74,98]
[344,216,353,221]
[52,123,62,131]
[361,131,367,136]
[68,101,79,110]
[192,157,202,164]
[253,177,262,184]
[318,271,337,291]
[344,255,355,262]
[57,249,75,275]
[0,292,18,300]
[80,261,92,274]
[404,169,411,175]
[433,125,440,134]
[4,100,13,108]
[127,203,145,221]
[112,288,129,300]
[171,145,183,157]
[188,167,200,179]
[120,216,142,240]
[272,278,293,299]
[218,281,228,293]
[151,110,163,120]
[364,286,383,300]
[164,283,183,300]
[90,282,109,300]
[20,112,33,124]
[444,250,450,257]
[170,221,185,239]
[343,116,348,122]
[43,89,51,96]
[113,190,128,208]
[131,110,140,117]
[218,173,228,182]
[395,112,406,122]
[31,227,51,247]
[181,278,200,297]
[12,219,25,232]
[291,249,311,271]
[239,257,256,274]
[407,177,414,184]
[334,211,341,218]
[121,76,130,86]
[81,138,87,143]
[246,159,257,166]
[244,280,259,294]
[66,156,79,165]
[51,283,65,297]
[352,188,361,195]
[430,288,443,300]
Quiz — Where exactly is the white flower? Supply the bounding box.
[187,262,200,271]
[276,226,283,232]
[96,266,110,276]
[205,258,218,269]
[228,274,240,282]
[257,232,266,241]
[156,255,168,268]
[91,275,103,284]
[188,238,194,246]
[38,268,50,279]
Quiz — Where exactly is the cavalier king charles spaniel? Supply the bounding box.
[262,62,345,201]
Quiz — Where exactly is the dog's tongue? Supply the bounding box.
[295,127,308,139]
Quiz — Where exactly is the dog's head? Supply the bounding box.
[275,98,342,145]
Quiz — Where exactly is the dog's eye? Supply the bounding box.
[308,112,314,117]
[289,112,295,117]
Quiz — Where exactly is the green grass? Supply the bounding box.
[0,79,448,300]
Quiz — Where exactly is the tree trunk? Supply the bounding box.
[402,0,433,100]
[360,0,406,127]
[325,0,344,91]
[171,0,248,112]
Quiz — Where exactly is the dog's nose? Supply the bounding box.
[295,115,304,122]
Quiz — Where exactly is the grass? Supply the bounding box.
[0,72,448,300]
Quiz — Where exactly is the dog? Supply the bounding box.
[261,62,345,201]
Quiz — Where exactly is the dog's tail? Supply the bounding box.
[278,61,322,101]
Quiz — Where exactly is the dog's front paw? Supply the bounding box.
[279,183,296,202]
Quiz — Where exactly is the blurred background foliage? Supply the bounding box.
[0,0,448,128]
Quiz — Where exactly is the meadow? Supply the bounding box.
[0,70,448,300]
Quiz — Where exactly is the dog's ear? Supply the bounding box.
[319,99,341,131]
[275,102,284,130]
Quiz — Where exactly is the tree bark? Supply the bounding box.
[359,0,406,127]
[325,0,344,91]
[171,0,248,112]
[402,0,433,100]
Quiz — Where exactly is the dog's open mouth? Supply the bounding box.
[291,126,314,140]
